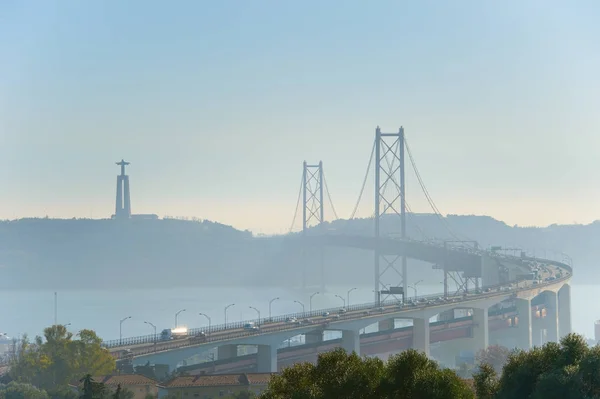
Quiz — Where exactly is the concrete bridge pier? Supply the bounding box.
[472,307,489,354]
[342,330,360,355]
[532,317,544,347]
[544,291,559,343]
[413,318,430,356]
[218,344,238,360]
[257,344,277,373]
[515,298,532,350]
[558,284,571,338]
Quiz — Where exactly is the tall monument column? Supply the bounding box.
[115,159,132,219]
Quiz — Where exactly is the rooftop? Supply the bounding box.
[162,373,277,388]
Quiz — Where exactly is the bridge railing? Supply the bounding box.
[104,255,572,350]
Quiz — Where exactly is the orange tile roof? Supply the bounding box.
[93,374,157,386]
[246,373,275,385]
[163,373,277,388]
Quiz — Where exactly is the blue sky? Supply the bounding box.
[1,1,599,233]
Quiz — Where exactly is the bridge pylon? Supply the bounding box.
[374,127,407,303]
[302,161,325,291]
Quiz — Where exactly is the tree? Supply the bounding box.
[229,391,256,399]
[476,345,511,374]
[381,349,474,399]
[261,348,473,399]
[0,381,50,399]
[473,333,597,399]
[9,326,115,391]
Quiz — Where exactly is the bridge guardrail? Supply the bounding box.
[105,253,572,351]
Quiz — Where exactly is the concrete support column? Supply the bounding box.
[558,284,572,338]
[515,298,532,350]
[217,344,237,360]
[305,331,323,345]
[378,319,394,331]
[413,318,430,356]
[257,344,277,373]
[472,308,489,354]
[545,291,559,343]
[341,330,360,355]
[532,317,543,347]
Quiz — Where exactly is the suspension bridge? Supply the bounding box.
[104,125,572,374]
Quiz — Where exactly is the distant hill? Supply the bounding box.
[0,215,594,290]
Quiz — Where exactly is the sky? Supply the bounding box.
[1,0,600,234]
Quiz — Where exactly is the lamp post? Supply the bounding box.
[409,280,422,300]
[224,304,235,328]
[335,294,346,308]
[175,309,186,327]
[144,321,157,349]
[249,306,261,325]
[199,313,211,334]
[119,316,131,346]
[294,300,305,316]
[309,292,320,312]
[268,297,279,321]
[347,287,357,307]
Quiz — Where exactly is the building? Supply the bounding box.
[90,375,158,399]
[158,373,275,398]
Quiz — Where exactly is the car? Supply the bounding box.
[378,307,385,312]
[322,312,330,317]
[338,308,347,314]
[285,317,297,323]
[362,310,371,316]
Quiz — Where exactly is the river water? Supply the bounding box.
[0,283,594,343]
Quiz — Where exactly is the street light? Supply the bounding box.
[119,316,132,346]
[268,297,280,320]
[144,321,157,349]
[224,304,235,328]
[409,280,423,300]
[249,306,261,325]
[294,300,305,315]
[347,287,357,307]
[335,294,346,308]
[408,286,417,300]
[199,313,211,334]
[309,292,320,312]
[175,309,186,327]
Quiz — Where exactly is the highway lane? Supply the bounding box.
[111,262,567,359]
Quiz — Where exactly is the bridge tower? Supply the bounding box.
[374,127,407,303]
[115,159,132,220]
[302,161,325,291]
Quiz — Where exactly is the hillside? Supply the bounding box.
[0,215,595,290]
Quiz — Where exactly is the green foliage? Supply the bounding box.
[228,391,256,399]
[261,348,472,399]
[0,381,50,399]
[9,326,115,391]
[476,345,511,374]
[473,333,600,399]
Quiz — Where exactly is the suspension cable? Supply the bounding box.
[350,139,376,220]
[322,172,339,221]
[288,174,304,233]
[404,136,473,242]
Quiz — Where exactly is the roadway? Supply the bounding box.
[110,259,568,361]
